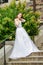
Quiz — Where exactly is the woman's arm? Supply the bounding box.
[14,19,19,27]
[21,18,26,22]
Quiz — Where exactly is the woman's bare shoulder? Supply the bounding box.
[14,18,19,25]
[14,18,18,21]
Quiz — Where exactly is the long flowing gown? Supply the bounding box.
[9,19,40,59]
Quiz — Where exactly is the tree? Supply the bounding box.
[33,0,36,12]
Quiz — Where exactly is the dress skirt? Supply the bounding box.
[9,27,40,59]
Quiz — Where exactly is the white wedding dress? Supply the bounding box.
[9,19,40,59]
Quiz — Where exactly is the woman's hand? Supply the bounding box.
[21,18,26,22]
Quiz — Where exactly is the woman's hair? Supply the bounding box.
[16,13,23,18]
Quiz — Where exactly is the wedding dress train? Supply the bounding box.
[9,19,40,59]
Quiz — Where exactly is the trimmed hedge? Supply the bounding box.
[0,0,40,41]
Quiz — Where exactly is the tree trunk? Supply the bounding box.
[33,0,36,12]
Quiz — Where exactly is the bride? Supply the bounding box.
[9,13,40,59]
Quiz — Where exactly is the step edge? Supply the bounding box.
[7,61,43,63]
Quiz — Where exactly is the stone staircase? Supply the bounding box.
[6,28,43,65]
[0,42,43,65]
[6,50,43,65]
[6,29,43,65]
[0,26,43,65]
[7,61,43,65]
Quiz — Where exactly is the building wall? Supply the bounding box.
[36,0,43,20]
[36,0,43,4]
[29,0,43,20]
[0,0,12,7]
[0,0,31,8]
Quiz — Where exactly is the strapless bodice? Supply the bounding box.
[15,18,25,28]
[15,21,22,28]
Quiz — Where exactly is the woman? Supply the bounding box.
[9,13,40,59]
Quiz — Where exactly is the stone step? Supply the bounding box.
[0,45,12,65]
[0,45,12,59]
[30,51,43,56]
[7,51,43,62]
[8,51,43,59]
[7,61,43,65]
[8,56,43,61]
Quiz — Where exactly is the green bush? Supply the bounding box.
[0,0,40,41]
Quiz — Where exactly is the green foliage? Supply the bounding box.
[0,0,40,41]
